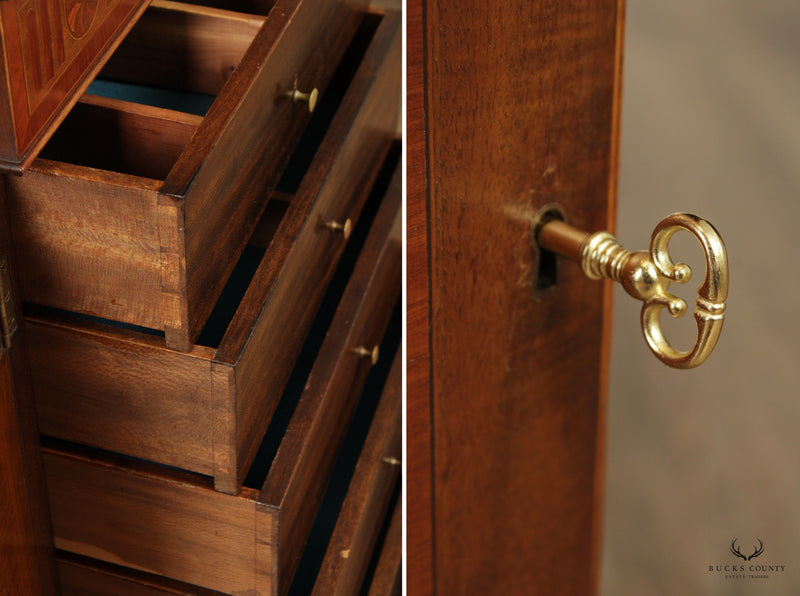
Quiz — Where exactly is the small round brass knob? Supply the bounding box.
[353,345,379,366]
[287,87,319,113]
[324,218,352,240]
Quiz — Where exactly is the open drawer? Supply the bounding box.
[54,351,402,596]
[44,174,400,595]
[24,12,400,495]
[5,0,388,351]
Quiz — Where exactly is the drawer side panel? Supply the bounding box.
[28,316,215,476]
[44,449,270,594]
[5,163,168,330]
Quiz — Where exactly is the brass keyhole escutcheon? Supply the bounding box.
[532,206,729,369]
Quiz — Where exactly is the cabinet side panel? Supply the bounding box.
[425,1,624,594]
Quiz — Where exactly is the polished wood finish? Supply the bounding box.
[410,0,626,593]
[0,188,58,594]
[42,159,401,594]
[406,0,433,594]
[59,553,225,595]
[311,351,401,596]
[263,164,400,595]
[0,0,150,172]
[25,13,400,494]
[101,1,267,95]
[366,498,402,596]
[5,0,368,350]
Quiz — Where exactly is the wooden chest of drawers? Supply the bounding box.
[0,2,401,594]
[6,0,372,350]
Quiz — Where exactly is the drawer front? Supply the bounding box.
[309,352,401,596]
[26,12,400,493]
[0,0,150,172]
[43,156,401,595]
[5,0,372,351]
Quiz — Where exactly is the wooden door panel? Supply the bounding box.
[409,1,626,593]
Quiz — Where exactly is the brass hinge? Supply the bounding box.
[0,255,18,350]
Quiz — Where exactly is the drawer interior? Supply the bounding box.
[44,222,400,595]
[53,317,400,595]
[37,3,381,183]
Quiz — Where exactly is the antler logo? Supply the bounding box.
[730,538,764,561]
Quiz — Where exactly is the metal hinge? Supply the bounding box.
[0,255,18,350]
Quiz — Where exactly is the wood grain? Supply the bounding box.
[177,0,370,347]
[58,553,227,595]
[415,1,626,593]
[5,164,168,330]
[5,0,371,349]
[0,0,150,172]
[44,446,270,595]
[26,309,217,476]
[311,350,401,596]
[406,0,434,594]
[0,187,58,595]
[217,11,401,489]
[21,14,401,493]
[261,165,400,595]
[101,1,266,95]
[366,498,402,596]
[41,94,202,181]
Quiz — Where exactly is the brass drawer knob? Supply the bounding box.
[533,208,729,369]
[324,218,353,240]
[286,87,319,113]
[353,345,379,365]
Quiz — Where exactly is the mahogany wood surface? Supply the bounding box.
[310,351,401,596]
[42,94,202,181]
[406,0,433,594]
[24,15,400,493]
[366,498,402,596]
[4,0,367,350]
[261,164,400,595]
[0,188,58,595]
[218,11,401,490]
[410,0,626,593]
[58,553,226,596]
[171,0,369,349]
[42,150,400,594]
[101,1,266,95]
[0,0,150,172]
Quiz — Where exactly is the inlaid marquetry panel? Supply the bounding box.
[0,0,149,171]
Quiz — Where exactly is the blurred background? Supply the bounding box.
[602,0,800,594]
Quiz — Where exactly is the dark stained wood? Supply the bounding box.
[410,0,627,593]
[41,95,202,181]
[366,498,402,596]
[217,11,401,490]
[23,15,400,493]
[310,350,401,596]
[406,0,434,594]
[0,186,58,594]
[58,553,227,596]
[101,1,266,95]
[164,0,369,348]
[0,0,150,172]
[261,167,400,595]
